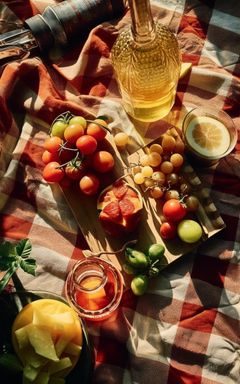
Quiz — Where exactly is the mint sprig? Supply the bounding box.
[0,239,36,293]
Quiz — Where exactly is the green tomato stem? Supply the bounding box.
[86,119,111,133]
[0,264,18,293]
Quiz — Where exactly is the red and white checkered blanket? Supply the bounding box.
[0,1,239,383]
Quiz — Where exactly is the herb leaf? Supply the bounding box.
[0,238,36,293]
[0,242,16,270]
[15,238,32,259]
[20,258,37,276]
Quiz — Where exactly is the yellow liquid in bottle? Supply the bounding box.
[111,23,181,122]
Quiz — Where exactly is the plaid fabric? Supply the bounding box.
[0,1,240,383]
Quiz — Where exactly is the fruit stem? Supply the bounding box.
[86,119,111,133]
[82,239,138,258]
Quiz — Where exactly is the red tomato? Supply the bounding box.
[42,161,64,183]
[162,199,187,222]
[79,173,100,196]
[42,150,59,164]
[44,136,63,154]
[65,161,87,180]
[92,151,115,173]
[64,123,85,144]
[160,222,177,239]
[76,135,97,155]
[86,119,108,141]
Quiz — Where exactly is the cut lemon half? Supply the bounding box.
[185,115,231,158]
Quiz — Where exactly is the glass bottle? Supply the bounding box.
[111,0,181,123]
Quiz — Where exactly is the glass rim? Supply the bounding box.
[182,106,237,161]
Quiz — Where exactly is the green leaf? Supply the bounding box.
[0,242,16,270]
[0,238,36,293]
[15,238,32,259]
[20,258,37,276]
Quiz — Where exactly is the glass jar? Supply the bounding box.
[65,258,123,321]
[182,107,237,166]
[111,0,181,123]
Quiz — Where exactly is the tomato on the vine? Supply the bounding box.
[86,119,107,141]
[76,135,98,155]
[51,120,68,139]
[68,116,87,129]
[65,160,87,180]
[92,151,114,173]
[162,199,187,222]
[64,123,85,144]
[44,136,63,154]
[79,173,100,196]
[42,161,64,183]
[41,150,59,164]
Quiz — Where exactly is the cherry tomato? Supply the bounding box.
[160,222,177,239]
[79,173,100,196]
[42,161,64,183]
[44,136,63,154]
[76,135,98,155]
[41,150,59,164]
[65,161,86,180]
[68,115,87,129]
[64,123,85,144]
[162,199,187,222]
[92,151,115,173]
[51,120,68,139]
[184,195,200,212]
[86,119,108,141]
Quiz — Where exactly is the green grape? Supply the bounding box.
[141,166,153,178]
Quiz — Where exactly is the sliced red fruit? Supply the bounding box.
[102,201,121,220]
[113,180,128,199]
[119,198,135,217]
[125,188,138,198]
[97,180,143,236]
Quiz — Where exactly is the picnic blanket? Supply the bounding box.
[0,1,240,383]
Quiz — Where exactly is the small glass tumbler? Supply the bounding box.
[65,258,123,321]
[182,107,237,166]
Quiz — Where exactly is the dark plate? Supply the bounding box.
[0,290,94,383]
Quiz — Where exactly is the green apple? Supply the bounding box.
[177,219,203,243]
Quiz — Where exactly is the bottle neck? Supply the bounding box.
[128,0,155,43]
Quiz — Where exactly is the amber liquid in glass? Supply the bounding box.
[75,270,115,312]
